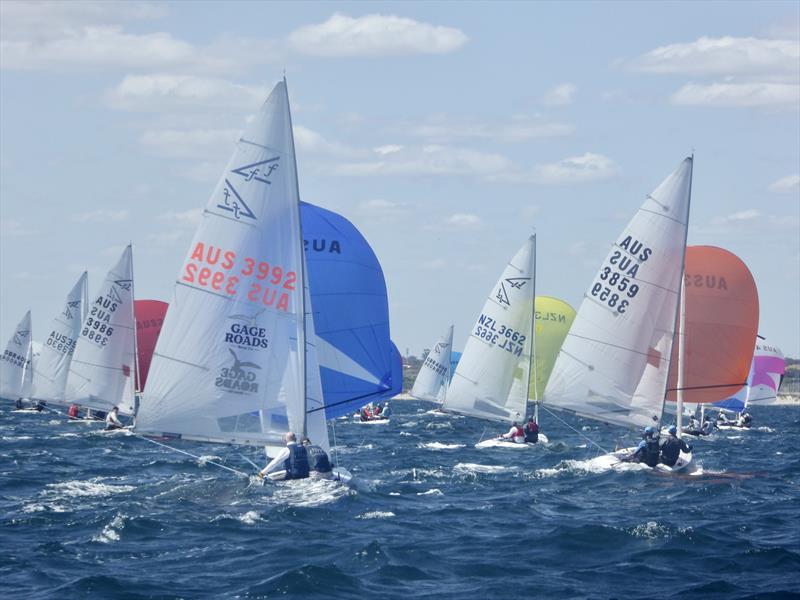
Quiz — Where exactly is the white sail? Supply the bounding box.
[443,236,535,423]
[66,246,136,415]
[545,158,693,429]
[32,272,89,403]
[411,325,454,403]
[136,81,323,449]
[0,311,33,401]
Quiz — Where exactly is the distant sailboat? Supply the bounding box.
[411,324,454,405]
[442,235,538,448]
[32,272,89,405]
[1,311,33,406]
[745,338,785,405]
[65,245,138,416]
[135,80,340,473]
[545,157,694,472]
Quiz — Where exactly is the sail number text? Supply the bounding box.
[589,235,651,314]
[182,242,296,312]
[474,314,526,357]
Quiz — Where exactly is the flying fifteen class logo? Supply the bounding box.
[13,329,30,346]
[496,277,530,306]
[114,279,132,292]
[434,342,450,354]
[217,180,256,221]
[231,157,280,185]
[63,300,81,320]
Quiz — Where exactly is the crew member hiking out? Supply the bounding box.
[258,432,310,481]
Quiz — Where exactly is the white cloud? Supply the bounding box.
[159,209,204,228]
[446,213,481,227]
[526,153,619,185]
[711,209,762,226]
[73,209,129,223]
[334,144,513,177]
[139,128,238,159]
[373,144,403,155]
[294,125,360,157]
[768,174,800,193]
[409,116,574,143]
[671,81,799,107]
[288,13,468,57]
[356,198,411,221]
[0,218,37,237]
[542,83,577,106]
[635,36,799,76]
[106,74,268,111]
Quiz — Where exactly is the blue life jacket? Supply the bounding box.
[643,437,660,467]
[306,445,332,473]
[283,444,310,480]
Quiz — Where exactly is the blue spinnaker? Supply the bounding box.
[301,202,400,419]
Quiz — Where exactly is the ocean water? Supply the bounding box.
[2,401,799,599]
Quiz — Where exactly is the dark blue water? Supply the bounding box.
[2,401,799,599]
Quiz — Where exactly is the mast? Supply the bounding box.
[129,244,142,416]
[676,277,686,439]
[283,76,309,440]
[530,233,538,422]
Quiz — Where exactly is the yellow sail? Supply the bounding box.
[530,296,576,400]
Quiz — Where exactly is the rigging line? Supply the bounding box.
[131,432,250,478]
[539,404,610,455]
[305,388,390,414]
[666,382,747,392]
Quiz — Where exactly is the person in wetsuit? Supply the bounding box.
[659,425,692,467]
[302,437,334,480]
[524,417,539,444]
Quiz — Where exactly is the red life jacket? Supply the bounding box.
[68,405,79,418]
[513,426,524,438]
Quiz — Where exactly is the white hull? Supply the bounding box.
[591,446,693,473]
[475,433,549,449]
[716,423,751,431]
[352,417,390,425]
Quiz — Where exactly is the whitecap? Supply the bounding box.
[269,477,352,508]
[356,511,395,519]
[45,479,135,499]
[92,513,126,544]
[630,521,670,539]
[419,442,465,450]
[238,510,262,525]
[197,455,223,467]
[453,463,517,474]
[417,488,443,496]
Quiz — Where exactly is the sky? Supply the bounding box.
[1,0,798,360]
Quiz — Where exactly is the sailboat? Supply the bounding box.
[31,272,89,407]
[135,80,345,479]
[743,338,785,406]
[545,157,694,472]
[65,245,138,417]
[441,235,538,449]
[411,325,454,415]
[1,310,34,408]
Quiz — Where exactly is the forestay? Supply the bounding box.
[33,272,88,404]
[66,246,136,414]
[136,81,329,451]
[0,311,33,401]
[545,158,693,429]
[301,201,400,419]
[443,236,535,423]
[411,325,454,403]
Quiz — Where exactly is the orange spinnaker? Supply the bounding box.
[667,246,758,404]
[135,300,168,392]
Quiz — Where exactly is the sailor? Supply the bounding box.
[68,404,80,419]
[740,412,753,427]
[105,406,123,430]
[360,405,373,422]
[701,418,715,436]
[659,425,693,467]
[380,401,392,418]
[628,426,661,467]
[717,411,730,425]
[524,417,539,444]
[15,398,23,410]
[373,403,383,417]
[302,437,334,480]
[499,421,525,444]
[258,432,310,481]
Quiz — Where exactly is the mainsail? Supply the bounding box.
[545,158,693,429]
[411,325,454,403]
[443,235,536,423]
[665,246,758,405]
[301,201,401,418]
[136,80,329,451]
[32,272,88,403]
[66,246,137,414]
[530,296,576,401]
[0,311,33,401]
